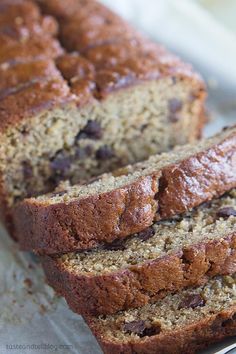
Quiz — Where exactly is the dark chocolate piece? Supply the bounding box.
[96,145,114,160]
[216,207,236,219]
[137,226,155,242]
[178,294,206,310]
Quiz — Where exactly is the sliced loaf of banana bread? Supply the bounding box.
[42,189,236,316]
[85,275,236,354]
[0,0,205,236]
[15,126,236,255]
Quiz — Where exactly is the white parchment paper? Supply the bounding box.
[0,0,236,353]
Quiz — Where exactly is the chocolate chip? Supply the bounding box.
[123,320,146,335]
[50,154,71,174]
[222,319,234,327]
[123,320,161,337]
[143,326,161,337]
[96,146,114,160]
[178,294,206,310]
[76,120,102,140]
[103,238,126,251]
[137,226,155,242]
[22,161,33,179]
[168,98,183,122]
[75,145,93,160]
[216,207,236,219]
[171,77,177,84]
[169,98,183,113]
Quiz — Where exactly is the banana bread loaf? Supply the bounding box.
[42,189,236,316]
[14,126,236,255]
[85,275,236,354]
[0,0,206,235]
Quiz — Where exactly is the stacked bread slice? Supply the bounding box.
[87,275,236,354]
[0,0,235,353]
[15,126,236,353]
[41,189,236,316]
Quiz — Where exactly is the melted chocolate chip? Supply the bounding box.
[169,98,182,112]
[137,226,155,242]
[75,145,93,160]
[143,326,161,337]
[96,146,114,160]
[123,320,161,337]
[103,239,126,251]
[216,207,236,219]
[22,161,33,179]
[76,120,102,140]
[168,98,183,122]
[178,294,206,310]
[123,320,146,335]
[50,154,71,174]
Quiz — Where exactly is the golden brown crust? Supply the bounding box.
[0,15,58,41]
[0,59,62,99]
[14,127,236,255]
[157,128,236,219]
[56,53,95,81]
[0,79,73,132]
[37,0,205,96]
[0,0,206,132]
[0,35,64,66]
[0,0,40,27]
[86,307,236,354]
[15,175,159,254]
[42,233,236,316]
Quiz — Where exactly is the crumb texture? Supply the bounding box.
[60,189,236,274]
[87,275,236,354]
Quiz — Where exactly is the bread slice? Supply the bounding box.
[0,0,205,236]
[41,189,236,316]
[85,275,236,354]
[15,126,236,255]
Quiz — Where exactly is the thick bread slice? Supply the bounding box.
[15,126,236,255]
[42,189,236,315]
[85,275,236,354]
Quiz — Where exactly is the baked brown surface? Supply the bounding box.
[0,0,206,236]
[41,190,236,316]
[14,126,236,255]
[85,275,236,354]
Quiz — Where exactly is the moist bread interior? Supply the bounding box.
[55,189,236,274]
[91,275,236,343]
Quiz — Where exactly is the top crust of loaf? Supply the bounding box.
[0,0,40,26]
[14,126,236,255]
[0,0,205,133]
